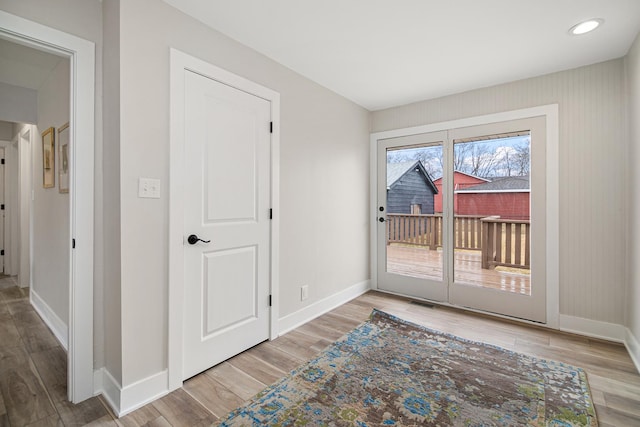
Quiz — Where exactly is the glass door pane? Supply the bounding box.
[452,133,531,294]
[385,144,444,281]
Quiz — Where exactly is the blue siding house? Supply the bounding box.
[387,161,438,214]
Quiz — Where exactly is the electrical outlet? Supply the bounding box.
[301,285,309,301]
[138,177,161,199]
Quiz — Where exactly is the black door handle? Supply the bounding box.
[187,234,211,245]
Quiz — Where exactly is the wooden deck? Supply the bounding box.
[386,244,531,295]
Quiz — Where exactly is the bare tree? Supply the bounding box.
[387,137,530,179]
[513,141,530,176]
[455,142,500,178]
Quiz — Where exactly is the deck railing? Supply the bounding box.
[481,217,530,270]
[386,214,443,250]
[385,213,530,270]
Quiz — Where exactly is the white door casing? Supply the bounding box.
[183,70,271,380]
[0,11,95,403]
[0,146,4,273]
[169,49,281,389]
[17,127,32,288]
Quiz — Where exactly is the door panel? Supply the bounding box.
[203,246,257,336]
[376,132,448,302]
[449,117,546,322]
[183,70,271,380]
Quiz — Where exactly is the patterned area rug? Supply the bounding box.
[215,310,597,426]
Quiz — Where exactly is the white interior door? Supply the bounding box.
[182,70,271,380]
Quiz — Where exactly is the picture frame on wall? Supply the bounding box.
[58,122,70,193]
[42,127,55,188]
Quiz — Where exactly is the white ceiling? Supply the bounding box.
[0,37,65,90]
[163,0,640,110]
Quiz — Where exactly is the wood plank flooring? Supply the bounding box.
[1,278,638,426]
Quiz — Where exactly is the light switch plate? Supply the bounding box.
[138,177,161,199]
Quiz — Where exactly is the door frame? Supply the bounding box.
[370,105,559,328]
[168,49,280,391]
[0,11,96,402]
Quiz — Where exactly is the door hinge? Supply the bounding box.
[1,250,4,256]
[270,122,273,134]
[0,204,4,210]
[270,208,273,220]
[269,295,272,307]
[72,238,76,249]
[1,159,4,165]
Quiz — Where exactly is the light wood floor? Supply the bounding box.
[1,281,638,426]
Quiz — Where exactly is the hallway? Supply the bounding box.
[0,277,109,425]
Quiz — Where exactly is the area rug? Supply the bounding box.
[215,309,597,426]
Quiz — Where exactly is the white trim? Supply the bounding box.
[370,105,560,327]
[0,140,16,276]
[31,289,68,351]
[278,280,371,336]
[0,11,95,403]
[93,369,104,396]
[372,106,557,141]
[370,142,378,291]
[270,108,281,340]
[120,370,169,417]
[17,125,32,289]
[558,314,626,343]
[168,48,280,391]
[455,189,530,194]
[95,368,170,418]
[625,328,640,374]
[96,368,121,417]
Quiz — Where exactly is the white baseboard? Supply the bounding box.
[97,368,121,414]
[558,314,625,343]
[30,289,68,350]
[625,328,640,374]
[278,280,371,336]
[95,367,169,417]
[93,368,104,396]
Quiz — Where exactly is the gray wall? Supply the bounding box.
[101,0,122,384]
[31,59,70,326]
[117,0,370,386]
[627,32,640,361]
[373,59,628,325]
[0,83,37,124]
[0,120,13,140]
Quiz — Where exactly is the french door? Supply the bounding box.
[376,117,547,323]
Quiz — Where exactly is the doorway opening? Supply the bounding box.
[0,10,96,403]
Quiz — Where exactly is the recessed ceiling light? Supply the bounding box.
[569,19,604,35]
